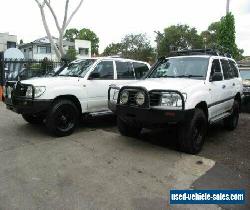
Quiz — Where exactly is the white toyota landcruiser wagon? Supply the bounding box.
[3,57,150,136]
[108,50,244,154]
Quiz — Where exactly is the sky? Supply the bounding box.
[0,0,249,55]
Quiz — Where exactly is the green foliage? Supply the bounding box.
[200,21,220,48]
[102,43,123,56]
[64,28,79,42]
[157,24,203,57]
[66,47,77,62]
[64,28,100,56]
[103,33,155,62]
[217,12,243,60]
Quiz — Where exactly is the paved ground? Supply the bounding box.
[0,102,249,210]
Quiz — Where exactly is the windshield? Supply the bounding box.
[59,59,96,77]
[240,69,250,80]
[149,57,209,79]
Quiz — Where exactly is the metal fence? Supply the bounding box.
[0,57,62,85]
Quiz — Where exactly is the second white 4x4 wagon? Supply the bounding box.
[3,57,150,136]
[109,49,244,154]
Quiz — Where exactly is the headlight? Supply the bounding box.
[26,86,46,98]
[135,91,145,106]
[113,89,119,101]
[160,92,186,109]
[120,90,129,104]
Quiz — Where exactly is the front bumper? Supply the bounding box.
[5,97,52,114]
[116,105,194,128]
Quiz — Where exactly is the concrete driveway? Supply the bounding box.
[0,102,249,210]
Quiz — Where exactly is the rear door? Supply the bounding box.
[220,59,235,111]
[208,59,226,118]
[86,60,115,112]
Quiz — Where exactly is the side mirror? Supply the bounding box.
[210,72,223,82]
[89,72,100,80]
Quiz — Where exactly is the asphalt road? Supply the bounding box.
[0,102,249,210]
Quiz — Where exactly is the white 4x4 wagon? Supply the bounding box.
[108,50,244,154]
[3,57,150,136]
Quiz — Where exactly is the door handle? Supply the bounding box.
[222,85,226,89]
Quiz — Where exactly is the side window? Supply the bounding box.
[116,61,135,79]
[221,59,233,80]
[210,59,222,80]
[229,60,239,78]
[133,62,149,79]
[91,61,114,79]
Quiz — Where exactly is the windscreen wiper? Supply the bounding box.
[175,75,204,78]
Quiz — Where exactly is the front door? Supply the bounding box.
[86,60,115,112]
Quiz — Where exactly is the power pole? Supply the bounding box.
[226,0,230,14]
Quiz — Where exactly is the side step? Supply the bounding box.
[88,110,113,117]
[210,111,231,124]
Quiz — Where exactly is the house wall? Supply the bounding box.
[0,33,17,52]
[75,40,91,58]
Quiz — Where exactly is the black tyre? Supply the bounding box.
[224,100,239,131]
[45,99,79,137]
[117,117,142,137]
[177,109,207,154]
[22,113,45,124]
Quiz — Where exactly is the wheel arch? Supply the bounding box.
[195,101,209,120]
[53,95,82,114]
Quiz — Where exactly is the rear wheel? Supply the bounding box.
[177,109,207,154]
[224,100,239,131]
[117,117,142,137]
[45,99,79,137]
[22,113,45,124]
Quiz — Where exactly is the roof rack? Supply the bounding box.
[170,48,232,58]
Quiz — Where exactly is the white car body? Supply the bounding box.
[19,57,150,114]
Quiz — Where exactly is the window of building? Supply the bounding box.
[116,61,135,79]
[7,41,16,49]
[79,48,89,56]
[37,46,51,54]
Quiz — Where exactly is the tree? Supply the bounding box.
[64,28,79,42]
[102,43,123,56]
[200,21,221,48]
[218,12,243,60]
[121,33,155,62]
[66,47,77,61]
[34,0,84,60]
[156,25,203,57]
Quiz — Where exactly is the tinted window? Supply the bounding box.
[229,60,239,78]
[116,61,135,79]
[221,59,233,79]
[210,59,222,80]
[133,62,149,79]
[91,61,114,79]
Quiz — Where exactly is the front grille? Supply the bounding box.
[149,92,161,106]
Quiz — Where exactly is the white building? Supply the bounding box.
[19,37,91,60]
[0,32,17,52]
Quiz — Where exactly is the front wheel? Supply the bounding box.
[177,109,207,154]
[45,99,79,137]
[224,100,239,131]
[117,117,142,137]
[22,113,45,124]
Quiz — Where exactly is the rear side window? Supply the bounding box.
[221,59,234,79]
[116,61,135,79]
[210,59,222,80]
[229,60,239,78]
[133,62,149,79]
